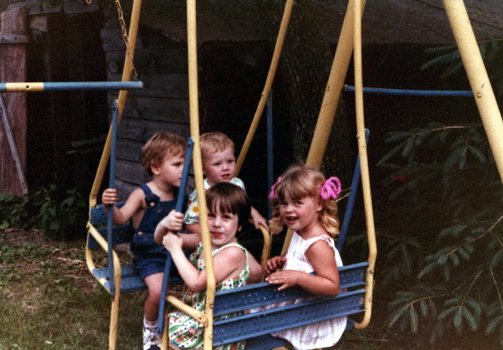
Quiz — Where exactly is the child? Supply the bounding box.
[265,165,347,349]
[163,131,265,282]
[183,131,268,232]
[101,131,187,350]
[162,182,253,350]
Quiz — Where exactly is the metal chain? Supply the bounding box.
[115,0,138,77]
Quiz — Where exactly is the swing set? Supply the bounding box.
[3,0,503,349]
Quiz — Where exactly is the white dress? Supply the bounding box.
[272,231,347,350]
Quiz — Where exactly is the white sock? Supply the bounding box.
[143,316,158,330]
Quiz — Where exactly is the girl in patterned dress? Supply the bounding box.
[162,182,253,350]
[265,165,347,350]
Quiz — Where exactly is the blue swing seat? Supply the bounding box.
[211,262,368,349]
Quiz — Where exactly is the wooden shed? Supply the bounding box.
[1,0,503,201]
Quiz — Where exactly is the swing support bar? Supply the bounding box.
[0,81,143,92]
[443,0,503,185]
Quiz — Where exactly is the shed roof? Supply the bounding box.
[122,0,503,45]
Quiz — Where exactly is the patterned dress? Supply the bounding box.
[271,232,347,350]
[169,242,250,350]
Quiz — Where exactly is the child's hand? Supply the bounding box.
[250,207,268,230]
[264,256,286,275]
[102,188,118,206]
[163,210,184,232]
[154,210,184,245]
[162,232,183,252]
[265,270,302,291]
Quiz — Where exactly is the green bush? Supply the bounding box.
[0,193,28,229]
[0,184,87,240]
[378,122,503,345]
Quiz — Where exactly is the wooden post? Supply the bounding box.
[0,4,29,196]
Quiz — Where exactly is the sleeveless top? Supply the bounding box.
[169,242,250,350]
[271,232,347,350]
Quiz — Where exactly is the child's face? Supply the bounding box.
[203,147,236,186]
[151,151,185,187]
[208,206,239,248]
[278,194,322,235]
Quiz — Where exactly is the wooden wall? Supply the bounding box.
[0,4,28,196]
[100,3,190,200]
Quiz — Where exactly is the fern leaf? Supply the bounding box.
[410,304,419,333]
[439,305,459,320]
[462,307,478,331]
[454,307,463,329]
[450,253,460,266]
[388,304,409,328]
[468,145,487,164]
[420,299,429,317]
[418,262,437,279]
[486,315,503,335]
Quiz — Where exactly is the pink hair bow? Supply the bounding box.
[320,177,342,200]
[268,176,282,199]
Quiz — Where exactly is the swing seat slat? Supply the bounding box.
[87,203,182,295]
[212,262,368,348]
[91,263,147,294]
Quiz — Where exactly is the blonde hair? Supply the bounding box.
[200,131,235,160]
[269,165,340,236]
[141,131,186,176]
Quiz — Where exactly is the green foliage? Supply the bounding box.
[421,39,503,98]
[0,194,28,229]
[0,184,87,240]
[31,185,88,240]
[378,122,503,345]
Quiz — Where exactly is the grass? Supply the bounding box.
[4,228,491,350]
[0,229,145,350]
[0,228,385,350]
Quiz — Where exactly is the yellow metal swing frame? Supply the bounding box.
[85,0,503,349]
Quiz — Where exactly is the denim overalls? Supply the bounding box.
[130,184,185,280]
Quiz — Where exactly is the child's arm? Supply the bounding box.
[265,241,340,297]
[250,206,268,229]
[247,253,263,283]
[163,233,245,292]
[101,188,144,226]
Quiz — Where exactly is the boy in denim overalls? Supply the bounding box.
[102,131,187,350]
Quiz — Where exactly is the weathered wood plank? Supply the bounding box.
[105,48,188,74]
[0,4,27,195]
[107,95,189,123]
[106,73,189,99]
[100,28,142,52]
[115,158,148,190]
[0,33,29,44]
[115,118,190,144]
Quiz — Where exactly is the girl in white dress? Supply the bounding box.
[266,165,347,350]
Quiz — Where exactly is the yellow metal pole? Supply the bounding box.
[282,0,367,255]
[89,0,142,208]
[186,1,215,350]
[236,0,294,175]
[351,0,376,330]
[443,0,503,184]
[305,0,367,169]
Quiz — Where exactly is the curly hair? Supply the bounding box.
[141,131,186,176]
[269,165,340,237]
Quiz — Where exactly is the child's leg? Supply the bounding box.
[144,272,164,321]
[143,272,164,350]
